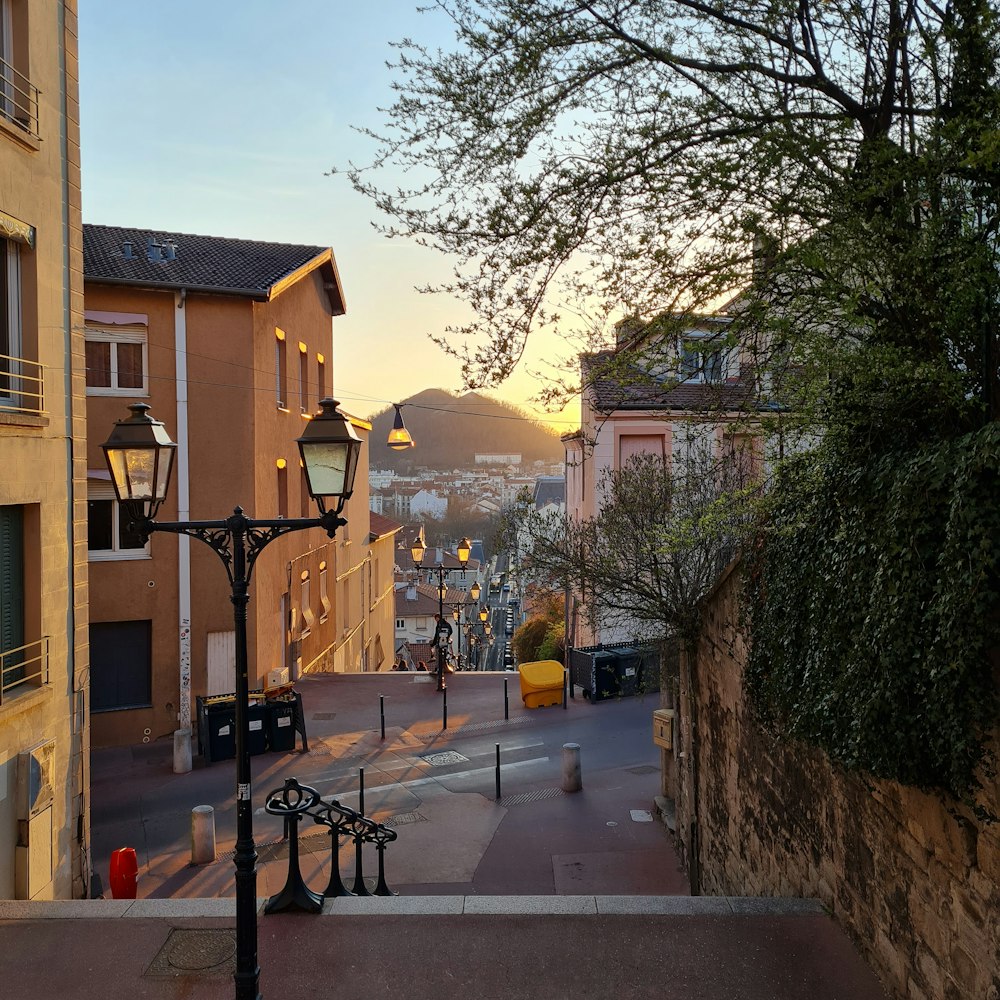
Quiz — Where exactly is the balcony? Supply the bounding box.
[0,636,50,705]
[0,56,40,140]
[0,352,44,416]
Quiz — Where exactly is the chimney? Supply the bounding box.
[405,584,416,601]
[162,240,178,261]
[146,237,163,263]
[122,240,135,260]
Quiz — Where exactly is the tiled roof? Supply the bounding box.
[582,350,761,414]
[83,223,345,314]
[395,583,473,617]
[369,512,404,541]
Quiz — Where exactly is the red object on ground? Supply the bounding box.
[109,847,138,899]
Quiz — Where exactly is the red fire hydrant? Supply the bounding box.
[109,847,138,899]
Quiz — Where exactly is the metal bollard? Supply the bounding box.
[443,686,448,730]
[561,742,582,792]
[504,677,509,720]
[190,805,216,864]
[495,743,501,801]
[380,694,385,741]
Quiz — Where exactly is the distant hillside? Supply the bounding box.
[368,389,564,472]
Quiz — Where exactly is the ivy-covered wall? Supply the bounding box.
[682,562,999,1000]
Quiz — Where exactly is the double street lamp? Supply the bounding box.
[101,398,362,1000]
[411,535,471,691]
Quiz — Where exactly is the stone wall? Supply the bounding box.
[678,561,999,1000]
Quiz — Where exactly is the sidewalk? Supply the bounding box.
[0,673,890,1000]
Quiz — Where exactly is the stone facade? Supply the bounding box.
[676,560,999,1000]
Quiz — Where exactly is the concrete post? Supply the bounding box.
[173,727,192,774]
[191,805,216,864]
[561,742,582,792]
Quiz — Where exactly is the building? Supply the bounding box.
[0,0,89,899]
[83,223,377,750]
[565,315,767,647]
[368,512,404,672]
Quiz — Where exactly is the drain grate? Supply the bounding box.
[382,811,427,828]
[146,929,235,978]
[311,712,337,721]
[626,765,659,775]
[500,787,564,807]
[447,717,532,736]
[420,750,470,766]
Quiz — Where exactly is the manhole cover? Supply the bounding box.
[630,809,654,822]
[420,750,469,766]
[146,929,235,977]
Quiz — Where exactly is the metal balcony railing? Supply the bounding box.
[0,55,40,139]
[0,352,44,415]
[0,636,50,704]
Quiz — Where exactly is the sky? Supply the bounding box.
[77,0,579,433]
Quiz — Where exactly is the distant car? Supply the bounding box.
[502,582,511,592]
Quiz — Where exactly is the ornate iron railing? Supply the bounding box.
[263,777,398,913]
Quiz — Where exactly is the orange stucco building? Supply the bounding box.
[83,224,387,749]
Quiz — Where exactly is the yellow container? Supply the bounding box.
[518,660,565,708]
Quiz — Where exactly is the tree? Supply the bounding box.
[519,448,754,648]
[511,588,565,662]
[348,0,999,428]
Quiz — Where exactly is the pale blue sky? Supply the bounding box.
[78,0,577,430]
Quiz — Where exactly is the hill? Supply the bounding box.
[367,389,564,472]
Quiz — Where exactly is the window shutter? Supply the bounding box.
[0,505,25,681]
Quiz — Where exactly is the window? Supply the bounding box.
[618,434,666,467]
[298,343,308,413]
[277,460,288,518]
[87,482,149,560]
[0,233,29,409]
[0,0,38,138]
[90,620,152,712]
[316,354,326,400]
[85,325,147,395]
[319,562,331,622]
[300,571,314,636]
[395,618,405,630]
[275,329,287,408]
[679,333,726,383]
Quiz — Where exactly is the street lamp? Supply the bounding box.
[101,398,361,1000]
[411,536,472,691]
[470,580,481,602]
[479,605,489,623]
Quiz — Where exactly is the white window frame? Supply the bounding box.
[0,235,21,404]
[85,325,148,396]
[87,480,150,561]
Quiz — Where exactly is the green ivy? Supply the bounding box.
[744,423,1000,799]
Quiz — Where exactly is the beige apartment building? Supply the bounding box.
[84,224,394,750]
[0,0,90,899]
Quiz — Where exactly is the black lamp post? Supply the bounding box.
[101,398,361,1000]
[411,535,471,691]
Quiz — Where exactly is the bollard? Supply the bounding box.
[563,668,568,710]
[359,767,365,816]
[173,727,192,774]
[504,677,509,720]
[380,694,385,741]
[443,686,448,730]
[109,846,138,899]
[495,743,501,801]
[561,742,582,792]
[190,805,216,864]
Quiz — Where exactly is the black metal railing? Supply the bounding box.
[263,777,398,913]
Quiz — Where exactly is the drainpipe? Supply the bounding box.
[59,0,89,898]
[173,289,192,773]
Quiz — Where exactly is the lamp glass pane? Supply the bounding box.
[301,441,349,497]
